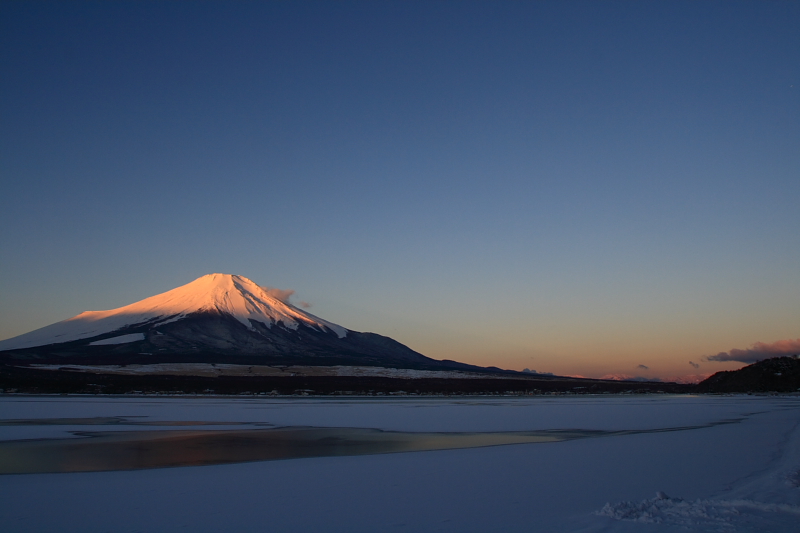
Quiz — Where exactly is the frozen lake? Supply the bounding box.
[1,394,798,532]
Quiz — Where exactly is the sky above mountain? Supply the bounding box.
[1,1,798,382]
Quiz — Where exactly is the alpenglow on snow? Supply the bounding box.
[0,273,449,370]
[0,274,347,351]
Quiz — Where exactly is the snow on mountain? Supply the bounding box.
[0,274,347,351]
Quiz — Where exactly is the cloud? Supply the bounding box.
[705,338,800,364]
[263,287,295,303]
[637,364,649,370]
[264,288,313,308]
[689,361,700,369]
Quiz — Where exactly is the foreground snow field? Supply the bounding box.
[0,395,798,532]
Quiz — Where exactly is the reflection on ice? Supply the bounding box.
[0,417,740,474]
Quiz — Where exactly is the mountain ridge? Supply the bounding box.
[0,274,346,351]
[0,274,488,372]
[697,356,800,393]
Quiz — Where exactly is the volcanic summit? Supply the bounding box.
[0,274,459,369]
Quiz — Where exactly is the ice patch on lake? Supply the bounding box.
[1,395,798,533]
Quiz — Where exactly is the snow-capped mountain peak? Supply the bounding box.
[0,274,347,350]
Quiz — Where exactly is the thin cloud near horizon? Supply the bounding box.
[705,339,800,364]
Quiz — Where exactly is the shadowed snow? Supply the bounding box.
[88,333,146,346]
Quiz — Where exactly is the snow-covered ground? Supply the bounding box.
[0,394,798,532]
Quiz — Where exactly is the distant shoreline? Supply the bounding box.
[0,364,692,396]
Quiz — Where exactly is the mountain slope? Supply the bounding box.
[697,356,800,393]
[0,274,345,351]
[0,274,470,370]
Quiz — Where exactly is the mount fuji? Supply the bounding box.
[0,274,470,370]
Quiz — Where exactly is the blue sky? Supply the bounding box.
[1,1,798,380]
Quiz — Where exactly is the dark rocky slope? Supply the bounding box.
[0,310,486,372]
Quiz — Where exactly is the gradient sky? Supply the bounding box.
[1,1,798,381]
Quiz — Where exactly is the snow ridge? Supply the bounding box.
[0,274,347,350]
[598,491,800,529]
